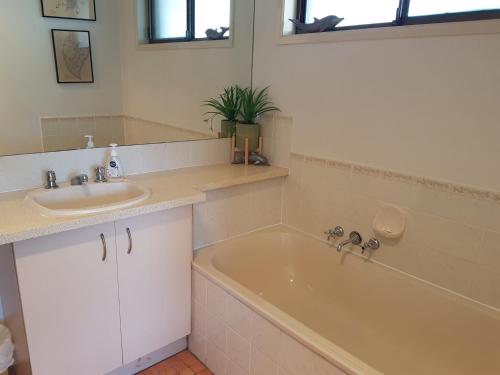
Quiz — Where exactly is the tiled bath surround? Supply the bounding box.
[193,178,283,250]
[284,153,500,310]
[190,270,347,375]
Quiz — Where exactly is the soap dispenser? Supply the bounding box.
[84,135,95,149]
[106,143,124,179]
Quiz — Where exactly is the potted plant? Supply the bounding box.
[203,86,241,138]
[236,86,280,151]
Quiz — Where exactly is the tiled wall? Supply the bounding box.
[284,153,500,310]
[190,270,347,375]
[193,178,283,250]
[124,116,212,145]
[0,139,231,193]
[40,115,125,151]
[40,115,211,153]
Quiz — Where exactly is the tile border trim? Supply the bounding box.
[291,152,500,203]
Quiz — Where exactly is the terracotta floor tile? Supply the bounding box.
[190,361,206,373]
[157,368,176,375]
[139,350,211,375]
[177,351,199,367]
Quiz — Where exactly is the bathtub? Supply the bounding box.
[192,225,500,375]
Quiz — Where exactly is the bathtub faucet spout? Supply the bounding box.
[336,231,362,252]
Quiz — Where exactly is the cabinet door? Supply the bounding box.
[115,207,192,364]
[14,223,123,375]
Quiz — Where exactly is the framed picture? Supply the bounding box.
[41,0,96,21]
[51,29,94,84]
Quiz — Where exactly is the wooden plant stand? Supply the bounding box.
[231,135,263,165]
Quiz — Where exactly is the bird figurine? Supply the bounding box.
[205,27,229,40]
[289,15,344,33]
[232,152,270,166]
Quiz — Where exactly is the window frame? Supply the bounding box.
[295,0,500,32]
[148,0,231,44]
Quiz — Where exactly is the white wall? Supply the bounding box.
[0,0,123,155]
[253,0,500,191]
[118,0,255,136]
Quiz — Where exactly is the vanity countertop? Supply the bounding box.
[0,164,288,245]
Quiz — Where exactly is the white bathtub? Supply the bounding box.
[192,225,500,375]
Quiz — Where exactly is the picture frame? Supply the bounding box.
[41,0,96,21]
[51,29,94,84]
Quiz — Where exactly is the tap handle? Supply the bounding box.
[362,238,380,254]
[95,167,107,182]
[325,226,344,240]
[45,170,59,189]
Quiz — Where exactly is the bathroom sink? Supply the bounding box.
[27,181,151,216]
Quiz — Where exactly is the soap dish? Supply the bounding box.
[372,206,406,240]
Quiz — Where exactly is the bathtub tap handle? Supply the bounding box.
[362,238,380,254]
[325,226,344,241]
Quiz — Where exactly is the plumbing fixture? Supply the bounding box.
[71,174,89,186]
[325,226,344,241]
[45,170,59,189]
[336,231,362,252]
[94,167,108,183]
[362,238,380,254]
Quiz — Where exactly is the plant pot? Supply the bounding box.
[220,120,236,138]
[236,123,261,151]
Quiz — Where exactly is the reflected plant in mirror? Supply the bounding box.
[0,0,255,157]
[203,86,242,138]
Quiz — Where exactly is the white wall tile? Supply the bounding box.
[227,359,248,375]
[0,138,230,193]
[250,348,278,375]
[225,294,254,340]
[207,281,228,318]
[226,329,251,373]
[251,314,281,359]
[283,154,500,309]
[207,344,227,375]
[189,332,207,364]
[191,272,348,375]
[192,270,207,306]
[192,300,206,339]
[194,178,284,249]
[207,311,227,353]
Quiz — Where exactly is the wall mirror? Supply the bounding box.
[0,0,255,157]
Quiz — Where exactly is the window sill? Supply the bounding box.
[277,18,500,45]
[137,37,233,51]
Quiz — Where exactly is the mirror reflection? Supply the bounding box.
[0,0,254,157]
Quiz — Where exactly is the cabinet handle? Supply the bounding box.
[126,228,133,255]
[100,233,107,262]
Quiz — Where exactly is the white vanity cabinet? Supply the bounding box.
[13,206,192,375]
[115,208,192,364]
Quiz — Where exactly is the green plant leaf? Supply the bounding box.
[237,86,280,124]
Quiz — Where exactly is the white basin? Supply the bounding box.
[27,181,151,216]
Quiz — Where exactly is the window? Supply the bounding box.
[295,0,500,32]
[149,0,231,43]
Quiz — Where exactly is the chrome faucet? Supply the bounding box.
[45,170,59,189]
[336,231,362,252]
[94,167,107,183]
[71,174,89,186]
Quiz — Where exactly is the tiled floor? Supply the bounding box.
[138,350,212,375]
